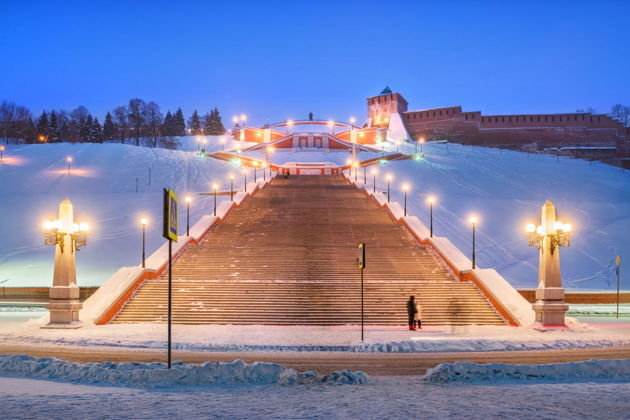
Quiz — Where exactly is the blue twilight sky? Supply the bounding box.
[1,0,629,125]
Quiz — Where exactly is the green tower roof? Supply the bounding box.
[380,86,393,95]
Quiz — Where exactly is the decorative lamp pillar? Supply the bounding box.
[263,128,271,143]
[42,199,89,328]
[526,200,571,327]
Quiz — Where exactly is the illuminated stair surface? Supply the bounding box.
[113,175,506,325]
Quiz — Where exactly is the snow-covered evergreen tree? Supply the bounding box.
[174,108,186,136]
[103,112,116,141]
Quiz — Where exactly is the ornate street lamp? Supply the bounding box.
[242,168,248,192]
[229,174,235,201]
[66,156,73,174]
[42,199,89,328]
[253,161,259,183]
[0,145,4,163]
[212,184,218,216]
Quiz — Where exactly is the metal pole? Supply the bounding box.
[361,267,364,342]
[254,167,257,183]
[244,172,247,192]
[167,239,172,369]
[141,224,146,268]
[363,166,367,184]
[354,166,357,182]
[617,262,621,318]
[186,202,190,236]
[387,180,390,203]
[67,161,71,174]
[404,191,407,217]
[373,174,376,193]
[472,224,476,269]
[430,203,433,237]
[230,179,233,201]
[213,189,217,216]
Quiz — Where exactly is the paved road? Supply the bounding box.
[1,342,629,375]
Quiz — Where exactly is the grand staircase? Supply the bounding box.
[113,176,505,325]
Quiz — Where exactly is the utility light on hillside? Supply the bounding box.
[402,184,410,216]
[386,174,393,202]
[371,168,378,193]
[427,196,436,237]
[39,135,47,143]
[212,184,218,216]
[469,216,478,269]
[66,156,73,174]
[185,196,192,236]
[201,138,207,155]
[229,174,235,201]
[0,145,4,163]
[140,217,148,268]
[416,136,425,154]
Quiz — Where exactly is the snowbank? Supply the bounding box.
[422,359,630,383]
[0,355,368,387]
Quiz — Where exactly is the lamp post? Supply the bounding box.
[419,137,425,154]
[242,168,247,192]
[286,119,293,134]
[212,184,218,216]
[525,200,572,326]
[42,199,89,327]
[427,196,435,237]
[363,165,367,184]
[185,196,192,236]
[371,168,378,193]
[386,174,393,202]
[0,145,4,163]
[66,156,72,174]
[353,162,359,182]
[253,161,258,183]
[202,138,207,155]
[262,162,267,181]
[403,184,409,216]
[469,216,478,269]
[140,217,148,268]
[239,114,247,141]
[229,174,234,201]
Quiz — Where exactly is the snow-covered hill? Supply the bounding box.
[0,138,250,287]
[0,137,627,291]
[377,141,629,290]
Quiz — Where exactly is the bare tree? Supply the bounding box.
[0,101,33,143]
[112,106,129,142]
[127,98,146,146]
[610,104,630,125]
[145,101,163,147]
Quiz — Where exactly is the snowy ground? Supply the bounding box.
[0,373,628,419]
[1,308,629,353]
[363,141,630,290]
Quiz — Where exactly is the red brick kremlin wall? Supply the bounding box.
[367,92,629,146]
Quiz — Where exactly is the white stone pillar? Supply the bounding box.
[532,200,569,327]
[44,199,83,328]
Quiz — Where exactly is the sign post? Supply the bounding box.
[358,242,366,341]
[163,188,179,369]
[616,256,621,318]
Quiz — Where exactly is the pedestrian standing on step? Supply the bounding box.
[407,296,417,330]
[414,301,422,329]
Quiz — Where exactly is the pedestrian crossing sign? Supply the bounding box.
[358,242,365,269]
[163,188,178,242]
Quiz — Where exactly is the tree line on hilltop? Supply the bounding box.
[0,99,226,147]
